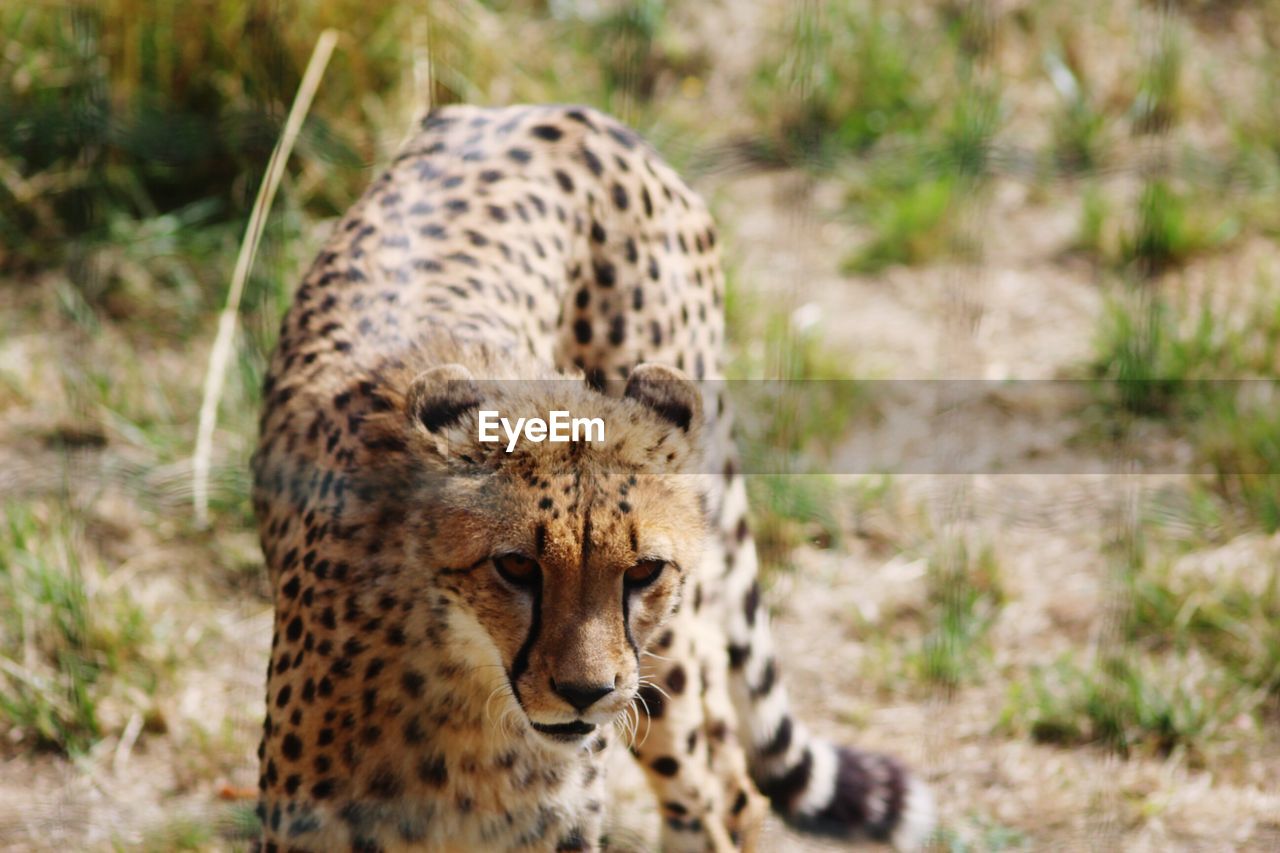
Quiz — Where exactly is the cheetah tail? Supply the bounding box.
[717,483,936,850]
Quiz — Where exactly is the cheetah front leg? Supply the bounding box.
[630,603,767,853]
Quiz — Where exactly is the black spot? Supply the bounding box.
[276,685,292,708]
[607,315,626,346]
[611,182,629,210]
[369,766,402,799]
[574,318,593,344]
[744,582,760,627]
[282,733,303,761]
[418,756,448,787]
[580,145,603,175]
[531,124,564,141]
[752,658,777,698]
[311,779,336,799]
[593,260,616,288]
[286,616,303,642]
[565,108,596,128]
[575,287,590,309]
[638,683,666,719]
[402,715,426,744]
[401,669,426,698]
[727,644,750,669]
[666,665,687,694]
[554,170,575,193]
[281,576,301,599]
[507,147,532,163]
[651,756,679,777]
[607,125,637,149]
[590,220,607,244]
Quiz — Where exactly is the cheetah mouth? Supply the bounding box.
[531,720,597,741]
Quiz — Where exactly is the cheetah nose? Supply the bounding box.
[550,678,616,713]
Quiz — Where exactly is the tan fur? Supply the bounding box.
[252,104,929,853]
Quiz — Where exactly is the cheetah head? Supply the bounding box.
[388,363,707,747]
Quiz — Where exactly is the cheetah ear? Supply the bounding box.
[624,363,703,435]
[405,364,482,435]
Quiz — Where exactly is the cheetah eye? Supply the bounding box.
[493,553,541,588]
[624,559,666,589]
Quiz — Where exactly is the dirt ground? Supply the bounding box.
[707,169,1280,851]
[3,168,1277,853]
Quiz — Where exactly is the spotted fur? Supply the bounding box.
[252,104,935,852]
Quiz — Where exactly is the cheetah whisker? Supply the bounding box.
[615,707,633,750]
[485,681,512,725]
[637,677,672,705]
[498,704,521,739]
[632,693,654,749]
[614,702,638,750]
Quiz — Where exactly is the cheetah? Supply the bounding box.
[251,104,935,851]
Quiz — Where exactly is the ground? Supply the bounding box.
[2,0,1280,850]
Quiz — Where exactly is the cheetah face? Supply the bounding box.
[401,363,707,746]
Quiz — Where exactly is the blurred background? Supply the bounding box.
[1,0,1279,849]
